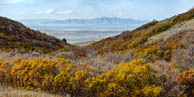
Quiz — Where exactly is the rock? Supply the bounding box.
[62,38,67,43]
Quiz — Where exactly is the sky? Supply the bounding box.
[0,0,194,21]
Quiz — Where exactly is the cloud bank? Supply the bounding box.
[0,0,194,20]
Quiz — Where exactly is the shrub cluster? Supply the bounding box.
[0,58,162,97]
[134,40,183,62]
[177,70,194,96]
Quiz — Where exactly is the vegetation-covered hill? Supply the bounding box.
[88,8,194,53]
[0,16,71,53]
[0,9,194,97]
[87,8,194,70]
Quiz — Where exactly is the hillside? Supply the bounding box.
[0,9,194,97]
[87,8,194,69]
[88,8,194,53]
[0,16,71,53]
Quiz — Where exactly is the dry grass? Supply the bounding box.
[0,51,54,61]
[146,18,194,44]
[0,86,65,97]
[73,41,95,47]
[150,61,183,97]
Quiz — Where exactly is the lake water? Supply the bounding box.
[41,29,124,43]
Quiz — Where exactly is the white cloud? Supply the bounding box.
[35,9,73,15]
[56,10,74,14]
[45,9,55,14]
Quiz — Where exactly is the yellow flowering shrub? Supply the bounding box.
[0,58,162,97]
[86,59,161,97]
[142,85,162,97]
[10,58,58,89]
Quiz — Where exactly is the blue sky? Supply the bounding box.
[0,0,194,20]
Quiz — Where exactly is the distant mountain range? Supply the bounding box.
[40,17,146,25]
[20,17,147,30]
